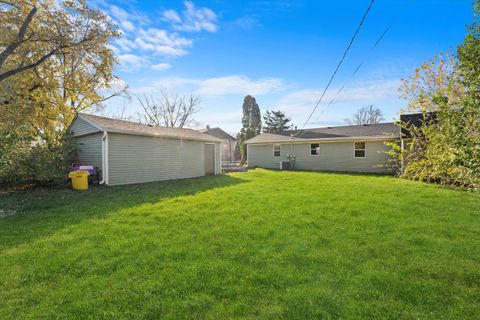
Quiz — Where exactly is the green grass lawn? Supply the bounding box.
[1,169,479,319]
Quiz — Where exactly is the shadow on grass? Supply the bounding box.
[0,174,246,251]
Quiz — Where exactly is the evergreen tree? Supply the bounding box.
[239,95,262,162]
[262,110,292,132]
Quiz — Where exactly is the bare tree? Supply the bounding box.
[346,105,385,125]
[137,90,201,128]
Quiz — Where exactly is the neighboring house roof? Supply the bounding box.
[199,127,237,141]
[245,122,400,144]
[75,113,223,143]
[400,112,438,138]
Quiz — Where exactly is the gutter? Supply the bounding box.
[105,128,223,144]
[246,135,399,145]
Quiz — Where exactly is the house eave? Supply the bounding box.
[104,128,223,143]
[245,135,399,145]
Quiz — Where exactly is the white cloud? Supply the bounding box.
[195,76,284,96]
[278,80,401,112]
[234,15,261,30]
[107,1,217,71]
[117,54,148,72]
[151,63,171,71]
[163,9,182,24]
[110,5,129,21]
[114,38,135,52]
[108,4,148,31]
[107,43,121,55]
[114,28,191,58]
[109,78,128,91]
[329,80,401,103]
[120,20,136,32]
[133,28,192,56]
[163,1,218,33]
[131,75,284,96]
[274,80,402,126]
[196,110,243,130]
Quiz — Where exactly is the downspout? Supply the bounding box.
[219,141,223,174]
[218,142,221,174]
[99,131,108,185]
[290,134,294,169]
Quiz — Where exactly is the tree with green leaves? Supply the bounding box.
[262,110,292,132]
[239,95,262,162]
[390,1,480,190]
[458,0,480,103]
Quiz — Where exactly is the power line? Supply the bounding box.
[300,0,376,129]
[318,26,392,116]
[314,4,408,121]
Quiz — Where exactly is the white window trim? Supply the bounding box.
[353,141,366,158]
[273,144,281,157]
[310,143,320,156]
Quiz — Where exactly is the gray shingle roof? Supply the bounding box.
[199,127,237,141]
[245,122,399,144]
[78,113,223,143]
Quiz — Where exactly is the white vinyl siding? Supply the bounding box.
[248,140,392,173]
[70,116,100,137]
[107,133,220,186]
[73,133,103,179]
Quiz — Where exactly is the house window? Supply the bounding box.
[273,144,281,157]
[354,141,366,158]
[310,143,320,156]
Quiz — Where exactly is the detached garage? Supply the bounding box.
[69,113,222,186]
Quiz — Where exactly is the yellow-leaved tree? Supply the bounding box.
[392,1,480,190]
[399,53,465,113]
[0,0,127,187]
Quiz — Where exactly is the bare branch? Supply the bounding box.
[0,4,99,83]
[346,105,384,125]
[0,48,56,82]
[0,5,37,68]
[136,90,201,128]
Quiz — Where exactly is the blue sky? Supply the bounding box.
[98,0,474,133]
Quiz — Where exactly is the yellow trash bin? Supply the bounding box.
[68,170,89,191]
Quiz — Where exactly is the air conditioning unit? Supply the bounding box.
[280,161,291,170]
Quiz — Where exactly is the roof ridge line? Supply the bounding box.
[80,112,201,133]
